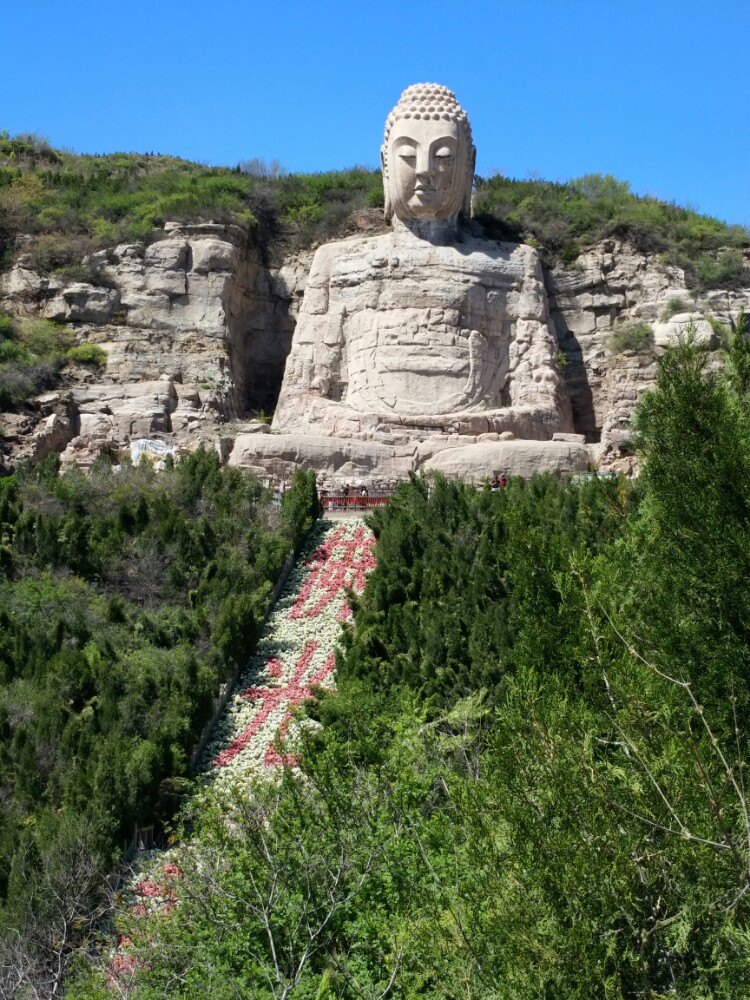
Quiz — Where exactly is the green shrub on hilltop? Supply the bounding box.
[474,171,749,288]
[2,134,746,285]
[694,247,748,289]
[0,135,384,268]
[0,130,60,165]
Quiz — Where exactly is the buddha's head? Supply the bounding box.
[382,83,475,225]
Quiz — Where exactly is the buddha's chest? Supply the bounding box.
[325,244,521,415]
[340,304,509,416]
[328,248,517,322]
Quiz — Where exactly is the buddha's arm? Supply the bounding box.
[273,244,358,433]
[278,245,335,391]
[503,251,572,428]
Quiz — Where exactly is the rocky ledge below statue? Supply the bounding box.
[225,428,591,482]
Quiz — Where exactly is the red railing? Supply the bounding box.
[321,494,391,510]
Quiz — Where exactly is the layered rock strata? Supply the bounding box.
[1,226,748,480]
[0,223,300,468]
[548,240,750,453]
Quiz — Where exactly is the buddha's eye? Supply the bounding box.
[435,146,454,159]
[398,147,416,161]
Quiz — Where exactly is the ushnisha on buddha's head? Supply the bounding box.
[381,83,476,226]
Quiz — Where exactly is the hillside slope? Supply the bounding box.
[2,131,748,280]
[1,132,749,476]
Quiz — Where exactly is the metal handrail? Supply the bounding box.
[321,494,390,509]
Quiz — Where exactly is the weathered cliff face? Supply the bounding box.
[547,240,750,458]
[1,224,748,476]
[0,223,310,467]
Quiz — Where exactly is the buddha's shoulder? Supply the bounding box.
[307,232,403,281]
[308,231,542,280]
[457,234,541,264]
[410,235,542,282]
[309,232,393,262]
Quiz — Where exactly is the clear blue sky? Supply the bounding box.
[3,0,749,225]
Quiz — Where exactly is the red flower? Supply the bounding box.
[135,880,163,898]
[266,657,283,678]
[106,950,137,986]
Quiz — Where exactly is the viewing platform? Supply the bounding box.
[321,493,392,512]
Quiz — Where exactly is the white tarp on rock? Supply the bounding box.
[130,438,178,467]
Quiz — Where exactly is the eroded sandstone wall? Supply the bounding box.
[1,225,749,474]
[547,240,750,453]
[0,223,304,467]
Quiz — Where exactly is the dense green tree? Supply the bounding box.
[0,450,319,991]
[69,336,750,998]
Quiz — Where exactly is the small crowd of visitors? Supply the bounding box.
[320,482,391,510]
[268,474,508,508]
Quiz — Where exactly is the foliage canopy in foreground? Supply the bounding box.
[66,333,750,998]
[0,453,319,995]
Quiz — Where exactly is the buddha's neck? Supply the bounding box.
[391,215,460,245]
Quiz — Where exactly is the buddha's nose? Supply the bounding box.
[415,149,432,178]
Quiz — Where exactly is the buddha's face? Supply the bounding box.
[384,117,471,222]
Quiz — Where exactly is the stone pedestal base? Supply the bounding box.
[226,432,591,485]
[423,439,590,481]
[227,433,417,481]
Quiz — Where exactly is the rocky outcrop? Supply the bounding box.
[0,222,300,468]
[0,266,119,325]
[423,438,590,480]
[227,432,418,480]
[1,225,748,480]
[547,240,750,460]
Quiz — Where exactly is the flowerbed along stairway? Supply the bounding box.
[201,516,376,787]
[108,517,376,986]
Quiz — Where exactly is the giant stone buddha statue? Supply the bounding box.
[231,85,588,481]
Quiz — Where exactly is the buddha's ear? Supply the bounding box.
[464,144,477,219]
[381,145,392,222]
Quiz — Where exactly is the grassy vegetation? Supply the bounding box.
[0,312,106,408]
[660,295,692,320]
[1,132,747,287]
[606,319,655,355]
[0,131,383,268]
[474,172,749,289]
[65,343,107,366]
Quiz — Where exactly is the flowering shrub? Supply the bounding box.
[106,518,375,981]
[106,949,137,988]
[204,519,374,786]
[134,880,163,899]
